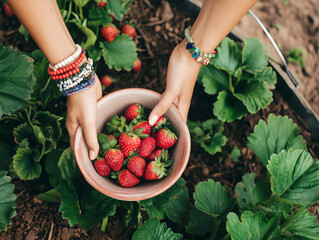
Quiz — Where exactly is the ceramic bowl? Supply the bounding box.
[74,88,191,201]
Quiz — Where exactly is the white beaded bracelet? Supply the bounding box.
[49,44,82,71]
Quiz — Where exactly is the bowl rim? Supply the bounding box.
[74,88,191,201]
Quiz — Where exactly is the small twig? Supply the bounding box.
[136,26,154,57]
[211,171,232,178]
[48,222,54,240]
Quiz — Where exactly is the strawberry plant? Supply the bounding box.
[198,37,277,122]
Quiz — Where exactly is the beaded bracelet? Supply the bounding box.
[184,26,216,65]
[49,44,82,71]
[63,71,96,96]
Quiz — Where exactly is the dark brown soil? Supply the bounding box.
[0,0,318,239]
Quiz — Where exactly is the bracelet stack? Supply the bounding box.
[184,26,216,65]
[48,45,95,96]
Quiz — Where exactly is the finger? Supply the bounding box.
[66,119,78,152]
[79,117,99,161]
[149,90,177,126]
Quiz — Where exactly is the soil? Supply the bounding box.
[0,0,319,239]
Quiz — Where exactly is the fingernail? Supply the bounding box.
[149,115,158,126]
[89,150,95,160]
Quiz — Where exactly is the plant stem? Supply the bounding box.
[41,77,51,94]
[24,108,33,128]
[66,1,72,22]
[264,195,276,206]
[280,206,305,233]
[101,217,108,232]
[222,233,230,240]
[228,73,234,93]
[79,6,84,20]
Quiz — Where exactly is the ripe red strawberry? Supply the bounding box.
[119,169,140,187]
[4,4,13,17]
[119,132,141,157]
[121,25,136,38]
[147,149,163,161]
[150,131,157,139]
[124,104,144,121]
[97,1,107,7]
[127,156,146,177]
[104,149,124,171]
[132,59,142,72]
[100,25,117,42]
[138,137,156,158]
[108,135,117,141]
[101,75,113,88]
[156,129,177,149]
[94,158,111,176]
[133,121,152,135]
[154,116,167,128]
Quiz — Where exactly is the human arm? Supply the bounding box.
[149,0,258,125]
[5,0,101,160]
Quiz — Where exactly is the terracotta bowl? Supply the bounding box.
[74,88,191,201]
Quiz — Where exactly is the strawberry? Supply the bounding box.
[138,137,156,158]
[156,128,177,149]
[147,149,163,161]
[144,152,174,180]
[132,59,142,72]
[100,25,117,42]
[104,149,124,171]
[121,25,136,38]
[154,116,167,128]
[101,75,113,88]
[119,132,141,157]
[150,131,157,139]
[4,4,13,17]
[94,158,111,176]
[127,156,146,177]
[110,14,115,20]
[97,1,107,7]
[118,169,140,187]
[124,104,144,121]
[108,135,117,141]
[133,121,152,135]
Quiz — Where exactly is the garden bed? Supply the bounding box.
[0,0,319,239]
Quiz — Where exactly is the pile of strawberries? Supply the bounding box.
[94,104,178,188]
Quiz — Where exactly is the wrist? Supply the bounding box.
[176,40,202,72]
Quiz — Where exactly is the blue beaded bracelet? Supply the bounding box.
[63,71,96,96]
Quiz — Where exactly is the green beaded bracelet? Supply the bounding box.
[184,26,216,65]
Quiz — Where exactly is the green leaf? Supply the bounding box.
[200,68,229,95]
[283,208,319,239]
[212,37,242,75]
[254,67,277,88]
[186,207,215,236]
[230,146,241,163]
[235,173,271,209]
[87,45,102,62]
[164,183,189,226]
[37,189,61,203]
[73,0,89,8]
[242,38,268,72]
[132,218,183,240]
[0,44,35,117]
[234,80,273,113]
[200,132,227,156]
[89,7,112,26]
[100,34,137,71]
[0,171,17,231]
[247,114,306,166]
[13,147,41,180]
[267,149,319,207]
[19,24,29,41]
[108,0,127,21]
[141,178,186,219]
[194,179,235,217]
[226,211,281,240]
[213,90,248,122]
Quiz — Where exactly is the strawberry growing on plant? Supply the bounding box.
[124,104,144,121]
[156,128,177,149]
[118,169,140,188]
[138,137,156,158]
[100,25,118,42]
[127,156,146,177]
[94,158,111,176]
[121,24,136,38]
[101,75,114,88]
[97,0,107,8]
[132,59,142,72]
[105,149,124,171]
[4,3,13,17]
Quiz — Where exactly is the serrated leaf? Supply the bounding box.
[267,149,319,207]
[13,123,34,145]
[100,34,137,71]
[283,208,319,239]
[230,146,241,163]
[212,37,242,75]
[0,171,17,231]
[200,132,227,156]
[235,173,271,209]
[132,218,183,240]
[33,125,46,146]
[89,7,112,26]
[37,189,61,203]
[87,45,102,62]
[13,147,41,180]
[247,114,306,166]
[108,0,127,21]
[234,80,273,113]
[186,207,215,236]
[226,211,281,240]
[242,38,268,72]
[254,67,277,88]
[213,90,248,122]
[0,44,35,117]
[194,179,235,217]
[73,0,89,8]
[200,68,229,95]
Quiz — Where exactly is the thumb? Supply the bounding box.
[149,90,177,126]
[80,119,99,160]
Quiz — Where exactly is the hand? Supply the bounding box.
[66,76,102,160]
[149,41,202,125]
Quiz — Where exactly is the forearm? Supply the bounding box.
[5,0,76,64]
[191,0,258,52]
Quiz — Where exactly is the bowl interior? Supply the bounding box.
[74,88,191,201]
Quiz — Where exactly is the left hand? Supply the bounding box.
[148,41,202,125]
